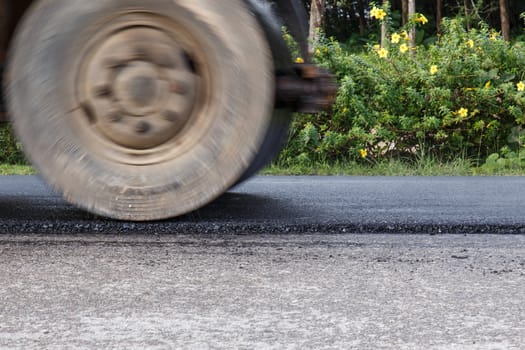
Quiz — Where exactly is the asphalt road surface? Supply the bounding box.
[1,175,525,233]
[1,176,525,349]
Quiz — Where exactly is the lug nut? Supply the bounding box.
[106,60,128,70]
[94,85,112,98]
[107,112,122,123]
[135,121,151,134]
[80,102,96,124]
[163,111,179,122]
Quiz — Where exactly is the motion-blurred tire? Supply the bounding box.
[7,0,276,220]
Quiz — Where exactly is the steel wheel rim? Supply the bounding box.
[72,12,214,166]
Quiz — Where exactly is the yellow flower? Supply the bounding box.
[360,149,368,158]
[315,48,321,56]
[399,43,409,54]
[373,44,381,51]
[517,81,525,92]
[484,81,491,89]
[415,14,428,25]
[391,33,401,44]
[456,108,469,118]
[466,39,474,48]
[490,32,499,41]
[370,7,387,21]
[430,65,439,75]
[295,57,304,64]
[400,30,409,40]
[377,48,389,58]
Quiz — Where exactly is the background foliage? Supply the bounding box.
[302,0,525,45]
[277,14,525,167]
[0,124,26,165]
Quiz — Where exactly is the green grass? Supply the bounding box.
[2,158,525,176]
[0,164,36,175]
[262,158,525,176]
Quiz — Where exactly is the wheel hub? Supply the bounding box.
[114,62,163,114]
[79,26,199,150]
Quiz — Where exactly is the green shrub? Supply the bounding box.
[278,18,525,167]
[0,124,27,165]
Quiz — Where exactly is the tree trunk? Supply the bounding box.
[380,0,388,48]
[436,0,443,34]
[464,0,470,31]
[357,0,366,36]
[408,0,416,49]
[401,0,408,25]
[499,0,510,41]
[309,0,325,53]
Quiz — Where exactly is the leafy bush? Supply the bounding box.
[0,124,27,165]
[278,18,525,167]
